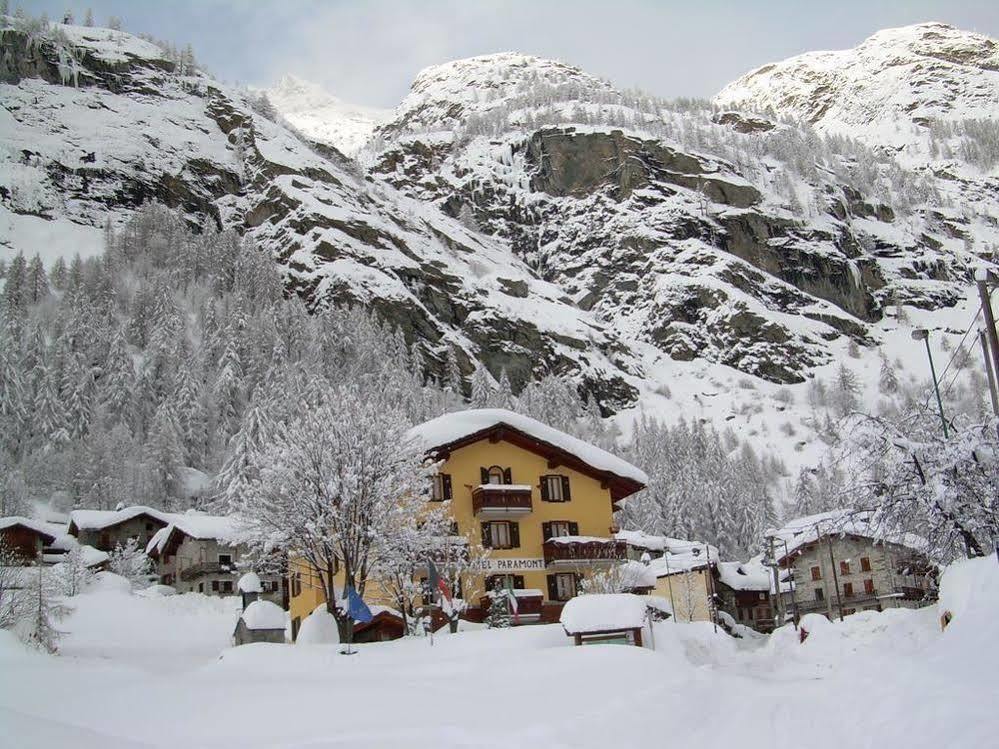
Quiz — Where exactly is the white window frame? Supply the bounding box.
[490,521,512,548]
[544,475,565,501]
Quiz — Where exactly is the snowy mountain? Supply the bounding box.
[715,23,999,159]
[3,17,997,473]
[263,74,389,157]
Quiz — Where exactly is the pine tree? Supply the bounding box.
[3,252,27,323]
[215,400,272,508]
[213,335,244,438]
[469,364,493,408]
[833,364,860,418]
[491,368,516,410]
[100,326,135,423]
[26,254,50,303]
[879,354,899,394]
[144,402,184,502]
[50,256,68,290]
[484,582,512,628]
[443,348,464,397]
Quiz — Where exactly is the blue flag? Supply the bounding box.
[345,585,373,624]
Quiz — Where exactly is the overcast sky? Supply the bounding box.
[22,0,999,107]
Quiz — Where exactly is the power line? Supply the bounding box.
[921,304,982,411]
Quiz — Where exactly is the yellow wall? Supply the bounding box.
[653,568,714,623]
[287,434,620,626]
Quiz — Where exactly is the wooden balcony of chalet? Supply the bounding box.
[471,484,533,517]
[543,537,627,567]
[179,561,235,582]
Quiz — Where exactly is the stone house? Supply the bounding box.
[772,510,937,621]
[146,515,286,605]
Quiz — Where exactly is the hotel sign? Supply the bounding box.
[471,558,546,573]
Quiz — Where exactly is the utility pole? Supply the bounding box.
[979,330,999,419]
[782,539,800,629]
[912,328,948,438]
[818,520,845,622]
[976,270,999,398]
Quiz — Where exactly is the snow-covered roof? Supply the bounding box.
[620,560,657,590]
[616,529,667,552]
[716,557,772,592]
[560,593,648,634]
[68,506,174,533]
[146,513,241,556]
[0,516,59,541]
[407,409,648,487]
[640,537,720,577]
[238,572,263,594]
[240,600,287,631]
[771,509,928,562]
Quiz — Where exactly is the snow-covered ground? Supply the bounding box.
[3,559,997,748]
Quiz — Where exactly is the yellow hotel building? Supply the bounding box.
[288,409,648,634]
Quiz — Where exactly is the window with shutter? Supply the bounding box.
[486,466,504,484]
[547,574,558,601]
[431,474,451,501]
[810,566,822,581]
[548,521,571,538]
[860,557,871,572]
[509,522,520,548]
[484,521,515,549]
[481,467,490,484]
[553,573,577,601]
[814,588,824,601]
[542,522,552,541]
[843,582,854,598]
[840,561,851,575]
[541,475,568,501]
[568,521,579,537]
[502,467,512,484]
[864,578,875,594]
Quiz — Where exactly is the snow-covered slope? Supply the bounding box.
[264,74,389,156]
[715,23,999,158]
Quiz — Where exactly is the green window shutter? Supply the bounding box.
[480,467,489,484]
[540,476,550,501]
[502,467,512,484]
[561,475,571,501]
[481,522,492,548]
[510,522,520,548]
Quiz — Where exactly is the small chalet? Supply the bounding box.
[68,506,174,552]
[0,517,59,562]
[715,558,776,633]
[560,593,648,647]
[233,573,287,646]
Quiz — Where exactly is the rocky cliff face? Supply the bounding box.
[2,21,996,420]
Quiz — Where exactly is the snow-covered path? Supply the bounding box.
[2,560,997,749]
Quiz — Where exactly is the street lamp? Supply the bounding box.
[911,328,949,438]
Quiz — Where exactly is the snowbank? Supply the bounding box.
[560,593,648,634]
[408,408,649,484]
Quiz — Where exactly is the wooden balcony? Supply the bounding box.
[179,562,235,582]
[543,538,627,566]
[471,485,533,516]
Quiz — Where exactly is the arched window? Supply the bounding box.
[487,466,505,484]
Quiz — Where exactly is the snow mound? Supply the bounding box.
[241,600,287,632]
[296,606,340,645]
[90,572,132,594]
[560,593,648,634]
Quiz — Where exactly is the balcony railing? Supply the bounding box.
[543,537,627,565]
[471,485,533,516]
[179,562,235,582]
